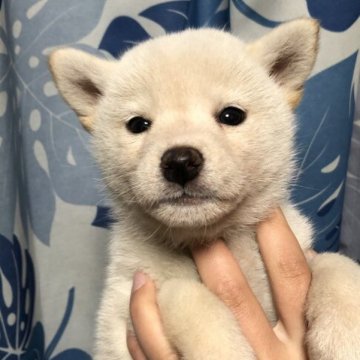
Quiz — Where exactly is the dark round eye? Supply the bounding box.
[126,117,151,134]
[218,106,246,126]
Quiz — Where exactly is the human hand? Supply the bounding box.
[127,208,313,359]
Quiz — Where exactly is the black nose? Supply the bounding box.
[160,146,204,186]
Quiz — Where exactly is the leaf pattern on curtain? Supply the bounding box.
[0,235,90,359]
[293,52,357,251]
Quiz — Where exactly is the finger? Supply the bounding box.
[130,272,178,360]
[127,331,147,360]
[257,208,311,338]
[192,241,278,357]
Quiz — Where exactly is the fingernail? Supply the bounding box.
[132,271,147,292]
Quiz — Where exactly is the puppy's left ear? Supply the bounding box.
[247,18,319,108]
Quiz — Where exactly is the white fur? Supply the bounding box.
[49,19,360,359]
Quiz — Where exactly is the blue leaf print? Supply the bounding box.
[21,289,91,360]
[140,1,190,32]
[209,7,230,30]
[292,52,357,252]
[186,0,229,28]
[92,206,113,229]
[2,1,107,245]
[51,349,91,360]
[324,218,341,252]
[306,0,360,32]
[231,0,281,28]
[0,23,16,241]
[0,234,35,357]
[20,138,56,246]
[21,323,45,360]
[6,1,106,53]
[99,0,230,58]
[43,288,75,359]
[99,17,150,57]
[0,234,91,359]
[140,0,229,31]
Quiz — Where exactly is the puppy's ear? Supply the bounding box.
[247,19,319,108]
[49,49,114,132]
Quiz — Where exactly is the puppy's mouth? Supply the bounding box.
[140,188,241,229]
[158,193,214,206]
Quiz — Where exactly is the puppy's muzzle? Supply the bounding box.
[160,146,204,187]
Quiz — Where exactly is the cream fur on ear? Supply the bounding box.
[247,18,319,108]
[49,49,114,132]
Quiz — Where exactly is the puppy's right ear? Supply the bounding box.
[49,49,113,132]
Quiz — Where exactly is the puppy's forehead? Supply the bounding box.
[113,29,256,107]
[123,29,247,67]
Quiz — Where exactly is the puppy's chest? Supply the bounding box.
[113,230,271,304]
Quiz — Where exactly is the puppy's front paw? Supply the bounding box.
[158,279,254,360]
[306,253,360,359]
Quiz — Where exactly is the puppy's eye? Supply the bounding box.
[126,117,151,134]
[218,107,246,126]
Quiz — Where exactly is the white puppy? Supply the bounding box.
[50,19,360,359]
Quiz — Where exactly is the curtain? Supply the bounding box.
[0,0,359,358]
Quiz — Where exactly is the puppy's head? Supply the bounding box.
[49,19,319,243]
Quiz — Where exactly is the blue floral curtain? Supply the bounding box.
[0,0,359,358]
